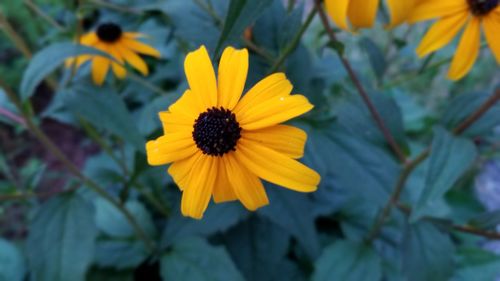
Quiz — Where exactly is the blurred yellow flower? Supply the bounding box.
[324,0,415,30]
[409,0,500,80]
[67,22,161,85]
[146,46,320,219]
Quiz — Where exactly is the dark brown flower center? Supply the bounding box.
[467,0,499,16]
[192,107,241,156]
[96,22,122,43]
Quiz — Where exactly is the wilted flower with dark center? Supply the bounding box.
[146,46,320,219]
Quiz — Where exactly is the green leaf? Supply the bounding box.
[0,239,25,281]
[95,198,156,238]
[94,240,147,270]
[359,37,386,81]
[453,247,500,281]
[160,238,245,281]
[402,221,455,281]
[411,127,477,221]
[161,201,248,248]
[259,187,320,259]
[214,0,273,56]
[62,86,145,151]
[20,43,110,101]
[27,193,98,281]
[469,210,500,229]
[442,91,500,137]
[224,216,300,281]
[336,93,407,150]
[312,240,382,281]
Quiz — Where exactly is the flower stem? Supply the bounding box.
[23,0,66,31]
[267,6,317,74]
[0,11,32,58]
[367,88,500,242]
[0,78,156,253]
[314,0,407,164]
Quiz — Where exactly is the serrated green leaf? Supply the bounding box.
[62,86,145,151]
[27,193,97,281]
[214,0,273,56]
[20,43,111,101]
[402,221,455,281]
[411,127,477,221]
[453,247,500,281]
[160,238,245,281]
[0,239,25,281]
[312,240,382,281]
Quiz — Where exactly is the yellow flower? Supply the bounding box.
[324,0,415,30]
[409,0,500,80]
[146,46,321,219]
[67,22,161,85]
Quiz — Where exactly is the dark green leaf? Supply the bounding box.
[469,210,500,229]
[442,91,500,137]
[327,40,345,56]
[0,238,25,281]
[27,193,97,281]
[161,201,248,248]
[160,238,245,281]
[359,37,386,81]
[95,198,156,238]
[62,86,145,151]
[214,0,273,56]
[259,187,320,259]
[94,240,147,270]
[453,247,500,281]
[312,240,382,281]
[224,216,303,281]
[411,127,477,221]
[402,221,455,281]
[20,43,110,101]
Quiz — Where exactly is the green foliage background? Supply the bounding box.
[1,0,500,280]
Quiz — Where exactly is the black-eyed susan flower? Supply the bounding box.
[67,22,160,85]
[324,0,415,30]
[408,0,500,80]
[146,46,321,219]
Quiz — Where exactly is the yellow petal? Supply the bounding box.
[386,0,416,27]
[123,32,146,39]
[217,47,249,110]
[91,56,110,86]
[237,95,314,131]
[115,43,149,75]
[242,125,306,159]
[483,14,500,63]
[416,12,468,57]
[184,45,218,109]
[408,0,468,23]
[159,111,194,134]
[120,37,161,58]
[181,155,217,219]
[234,73,292,116]
[234,139,320,192]
[146,133,197,165]
[224,153,269,210]
[212,158,237,203]
[80,32,98,45]
[448,17,481,80]
[168,90,204,119]
[168,151,203,190]
[107,46,126,79]
[324,0,350,30]
[347,0,379,28]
